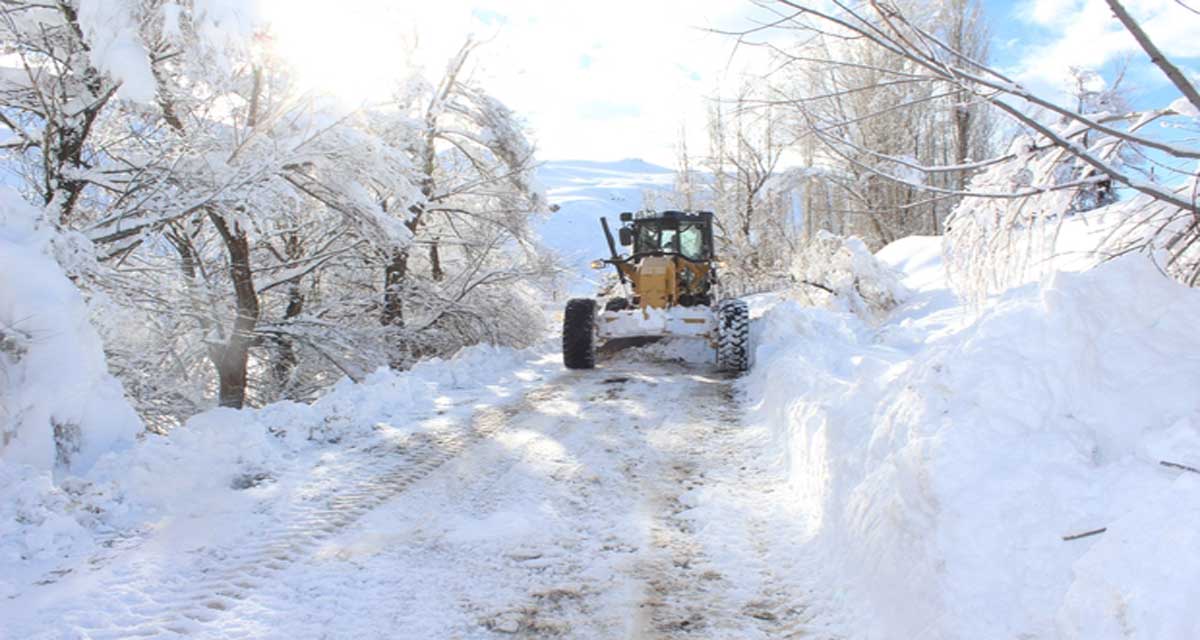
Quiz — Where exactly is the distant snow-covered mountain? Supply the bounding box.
[535,158,677,295]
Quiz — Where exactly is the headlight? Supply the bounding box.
[590,259,606,270]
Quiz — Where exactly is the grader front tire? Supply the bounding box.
[562,298,597,370]
[716,299,750,372]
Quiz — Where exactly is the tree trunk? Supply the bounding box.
[430,241,444,281]
[382,249,408,328]
[272,280,304,396]
[381,248,411,369]
[271,233,305,396]
[211,343,251,408]
[954,96,971,194]
[208,212,259,409]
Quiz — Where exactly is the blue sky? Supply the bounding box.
[985,0,1199,109]
[983,0,1198,180]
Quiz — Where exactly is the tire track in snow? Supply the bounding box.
[50,394,544,639]
[735,457,845,640]
[436,370,649,638]
[631,371,741,638]
[628,370,841,640]
[373,362,699,639]
[21,360,852,639]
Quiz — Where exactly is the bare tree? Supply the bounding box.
[672,124,699,211]
[700,84,799,291]
[373,41,551,369]
[736,0,996,247]
[731,0,1198,292]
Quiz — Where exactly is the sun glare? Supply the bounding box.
[257,0,417,106]
[252,0,757,162]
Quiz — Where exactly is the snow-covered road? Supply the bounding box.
[8,357,848,639]
[9,228,1200,640]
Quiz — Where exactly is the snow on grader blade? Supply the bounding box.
[561,210,750,372]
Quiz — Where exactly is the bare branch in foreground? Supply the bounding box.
[1062,528,1107,542]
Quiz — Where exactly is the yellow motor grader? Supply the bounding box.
[561,210,750,371]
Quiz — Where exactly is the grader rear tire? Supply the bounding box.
[717,299,750,372]
[562,298,597,369]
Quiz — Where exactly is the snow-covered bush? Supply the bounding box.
[0,190,141,473]
[943,133,1113,302]
[790,230,911,324]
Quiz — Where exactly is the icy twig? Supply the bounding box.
[1061,527,1107,542]
[1160,460,1200,474]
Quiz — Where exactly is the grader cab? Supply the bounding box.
[561,210,751,371]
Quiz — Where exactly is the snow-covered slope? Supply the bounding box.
[745,236,1200,639]
[535,159,676,295]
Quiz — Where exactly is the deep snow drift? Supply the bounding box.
[745,235,1200,639]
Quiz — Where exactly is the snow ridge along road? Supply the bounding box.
[12,357,848,639]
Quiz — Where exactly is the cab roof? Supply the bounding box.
[624,210,714,223]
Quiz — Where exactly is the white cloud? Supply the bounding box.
[1024,0,1085,25]
[1010,0,1200,99]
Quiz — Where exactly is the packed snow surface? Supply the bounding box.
[2,340,846,638]
[1,341,559,606]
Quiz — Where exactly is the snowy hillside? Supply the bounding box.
[535,159,677,295]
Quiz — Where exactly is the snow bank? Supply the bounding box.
[747,237,1200,639]
[874,234,943,292]
[0,190,141,473]
[1,335,557,599]
[0,189,143,599]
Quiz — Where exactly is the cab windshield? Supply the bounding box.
[634,221,708,260]
[678,223,705,260]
